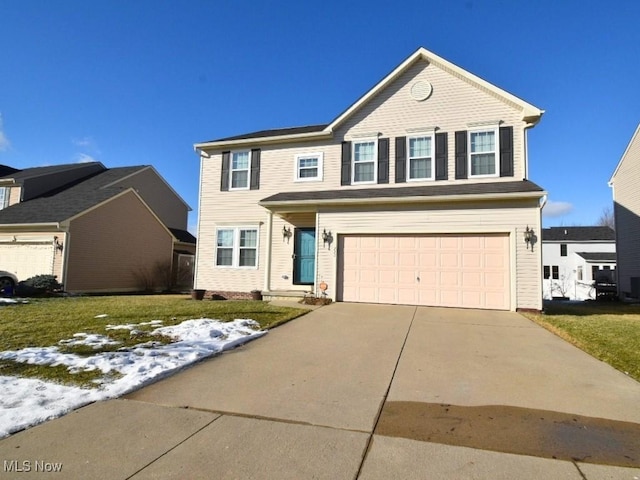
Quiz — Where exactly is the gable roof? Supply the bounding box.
[195,47,544,150]
[0,166,147,225]
[575,252,617,262]
[609,122,640,184]
[542,226,615,242]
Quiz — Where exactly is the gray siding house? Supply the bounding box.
[609,123,640,299]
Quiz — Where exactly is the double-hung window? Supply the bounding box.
[352,140,376,184]
[295,153,323,181]
[230,151,250,189]
[407,135,434,181]
[0,187,9,210]
[469,128,498,177]
[215,227,258,268]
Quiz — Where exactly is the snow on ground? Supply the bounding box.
[0,318,266,438]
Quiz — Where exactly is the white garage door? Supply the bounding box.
[339,234,510,310]
[0,243,55,281]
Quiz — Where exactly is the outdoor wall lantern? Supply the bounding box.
[322,229,333,248]
[282,226,292,243]
[523,226,534,251]
[53,236,64,253]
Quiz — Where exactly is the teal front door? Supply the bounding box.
[293,228,316,285]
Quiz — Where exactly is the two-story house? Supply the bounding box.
[194,47,546,311]
[0,162,195,292]
[609,123,640,300]
[541,227,616,301]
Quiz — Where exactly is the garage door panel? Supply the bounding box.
[339,234,510,310]
[0,243,55,281]
[379,252,396,266]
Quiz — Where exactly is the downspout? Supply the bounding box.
[61,227,71,291]
[263,211,273,293]
[193,150,207,289]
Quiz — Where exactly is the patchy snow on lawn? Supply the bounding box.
[0,318,266,438]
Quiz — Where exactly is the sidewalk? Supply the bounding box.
[1,303,639,479]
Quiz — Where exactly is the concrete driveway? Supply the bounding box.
[1,303,639,479]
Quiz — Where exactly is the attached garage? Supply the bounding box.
[338,233,510,310]
[0,241,56,281]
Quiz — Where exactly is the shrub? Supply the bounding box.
[16,275,63,296]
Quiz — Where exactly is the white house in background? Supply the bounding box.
[542,226,616,300]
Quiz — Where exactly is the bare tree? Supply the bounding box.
[596,205,615,230]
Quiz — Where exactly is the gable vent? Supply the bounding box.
[410,81,432,101]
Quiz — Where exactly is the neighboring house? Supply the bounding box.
[0,162,195,292]
[541,227,616,301]
[609,123,640,300]
[194,47,546,311]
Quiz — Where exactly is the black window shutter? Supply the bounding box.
[250,149,261,189]
[341,141,352,186]
[455,131,467,179]
[499,126,514,177]
[377,138,389,184]
[435,132,448,180]
[221,151,230,191]
[395,136,406,183]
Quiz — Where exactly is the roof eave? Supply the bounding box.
[260,190,546,210]
[0,222,62,229]
[194,130,333,152]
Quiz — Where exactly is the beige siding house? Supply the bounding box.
[609,123,640,299]
[0,163,194,293]
[194,47,546,311]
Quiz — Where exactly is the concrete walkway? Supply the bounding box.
[1,303,639,479]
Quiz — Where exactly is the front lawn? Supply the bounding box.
[522,302,640,382]
[0,295,308,385]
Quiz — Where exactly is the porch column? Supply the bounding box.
[263,210,273,293]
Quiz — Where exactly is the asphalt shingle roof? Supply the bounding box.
[208,124,329,143]
[0,163,104,182]
[575,252,617,262]
[542,226,615,242]
[169,228,196,244]
[0,166,147,224]
[261,180,544,204]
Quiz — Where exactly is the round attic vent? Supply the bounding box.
[410,80,432,101]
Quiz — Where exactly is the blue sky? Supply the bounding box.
[1,0,639,232]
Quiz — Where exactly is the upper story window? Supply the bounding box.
[469,128,498,177]
[215,227,258,268]
[408,135,434,181]
[0,187,9,210]
[230,151,250,190]
[294,153,323,182]
[543,265,550,279]
[352,140,377,184]
[560,244,567,256]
